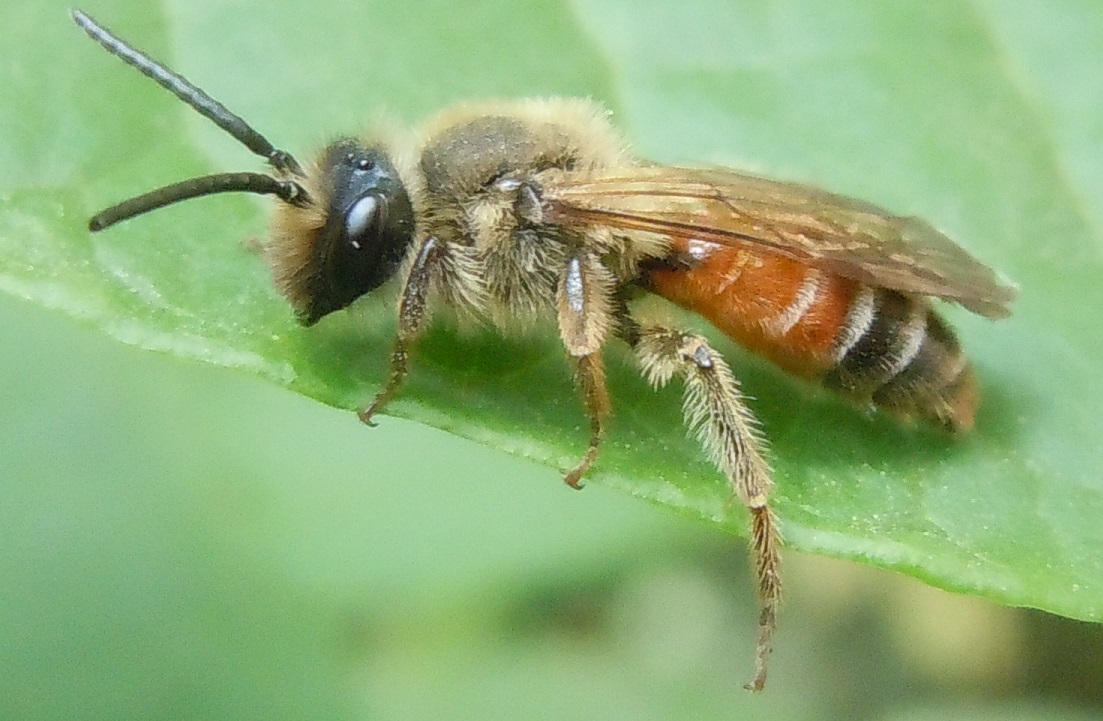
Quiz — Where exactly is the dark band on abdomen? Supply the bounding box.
[824,289,925,395]
[871,309,972,429]
[822,287,972,428]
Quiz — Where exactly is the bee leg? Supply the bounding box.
[632,326,781,692]
[556,250,615,489]
[563,352,611,489]
[358,236,443,426]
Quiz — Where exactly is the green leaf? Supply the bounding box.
[3,0,1101,654]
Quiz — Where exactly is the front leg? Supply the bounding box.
[358,236,442,425]
[632,326,781,692]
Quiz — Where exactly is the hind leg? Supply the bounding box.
[632,325,782,691]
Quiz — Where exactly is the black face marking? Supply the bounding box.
[300,140,416,325]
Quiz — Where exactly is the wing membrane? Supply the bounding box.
[541,166,1016,318]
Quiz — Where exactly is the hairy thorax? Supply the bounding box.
[412,99,639,320]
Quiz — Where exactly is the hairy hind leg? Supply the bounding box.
[632,325,781,692]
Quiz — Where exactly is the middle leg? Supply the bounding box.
[556,249,617,489]
[563,352,610,489]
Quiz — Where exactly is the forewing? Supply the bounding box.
[540,166,1016,319]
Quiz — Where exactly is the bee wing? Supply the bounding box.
[541,166,1016,319]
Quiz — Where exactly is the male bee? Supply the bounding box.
[74,10,1015,691]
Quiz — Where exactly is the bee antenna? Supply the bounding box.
[87,172,309,232]
[71,8,304,178]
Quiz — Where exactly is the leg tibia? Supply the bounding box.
[635,328,772,507]
[359,236,442,425]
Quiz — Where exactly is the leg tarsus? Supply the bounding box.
[563,453,593,490]
[563,352,610,489]
[744,505,781,692]
[358,342,409,426]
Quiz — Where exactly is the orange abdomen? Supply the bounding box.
[645,240,979,431]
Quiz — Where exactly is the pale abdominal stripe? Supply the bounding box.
[763,267,822,337]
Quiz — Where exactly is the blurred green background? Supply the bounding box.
[3,0,1103,719]
[5,295,1102,719]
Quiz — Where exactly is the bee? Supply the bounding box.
[74,9,1015,691]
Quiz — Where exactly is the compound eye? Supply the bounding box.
[344,194,380,245]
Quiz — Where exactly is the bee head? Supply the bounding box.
[73,10,415,326]
[268,141,416,325]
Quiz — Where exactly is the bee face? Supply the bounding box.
[277,140,416,326]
